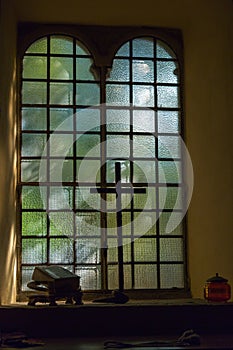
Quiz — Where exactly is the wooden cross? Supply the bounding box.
[90,162,146,291]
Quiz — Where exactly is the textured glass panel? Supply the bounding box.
[22,108,46,130]
[133,160,156,183]
[134,264,157,288]
[76,134,100,157]
[157,61,178,83]
[76,187,100,210]
[49,134,73,156]
[134,187,156,209]
[22,82,47,104]
[133,85,154,107]
[157,40,176,59]
[160,264,184,288]
[22,186,44,209]
[124,265,131,289]
[76,159,101,182]
[22,212,47,236]
[76,239,100,263]
[21,160,41,182]
[107,215,117,234]
[76,266,101,290]
[132,60,154,82]
[133,38,154,57]
[158,136,180,158]
[134,238,156,261]
[133,135,155,158]
[49,187,73,210]
[106,84,130,106]
[116,42,130,57]
[159,187,183,210]
[76,108,100,131]
[133,109,155,133]
[76,212,100,236]
[76,83,100,105]
[134,212,156,236]
[106,109,130,132]
[108,59,129,82]
[21,267,35,291]
[22,133,47,157]
[159,212,183,235]
[50,82,73,105]
[158,161,182,183]
[23,56,47,79]
[76,58,95,80]
[107,239,118,262]
[50,57,73,80]
[49,159,73,182]
[76,40,90,55]
[50,108,73,130]
[50,238,73,263]
[49,211,74,236]
[26,38,47,54]
[157,86,179,108]
[107,135,130,158]
[160,238,183,261]
[123,241,131,262]
[22,238,47,264]
[122,212,131,235]
[106,160,130,183]
[158,111,179,133]
[50,36,73,54]
[108,265,118,290]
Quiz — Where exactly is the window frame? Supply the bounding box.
[17,23,190,301]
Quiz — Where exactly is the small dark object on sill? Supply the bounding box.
[93,290,129,304]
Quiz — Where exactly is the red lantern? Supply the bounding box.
[204,273,231,302]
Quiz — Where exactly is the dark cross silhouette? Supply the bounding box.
[90,162,146,292]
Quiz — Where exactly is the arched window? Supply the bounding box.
[19,25,189,298]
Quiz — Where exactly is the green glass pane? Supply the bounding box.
[75,187,100,210]
[158,111,179,133]
[22,133,47,157]
[75,212,100,236]
[134,238,156,261]
[106,160,130,183]
[50,82,73,105]
[22,108,47,130]
[133,212,156,236]
[133,135,155,158]
[49,211,74,236]
[133,85,154,107]
[50,36,73,54]
[76,108,100,131]
[50,57,73,80]
[106,84,130,106]
[50,108,73,131]
[75,239,100,263]
[158,136,180,158]
[49,187,73,210]
[132,60,154,82]
[159,212,183,235]
[76,134,100,157]
[134,264,157,288]
[106,109,130,132]
[22,82,47,104]
[50,238,73,263]
[134,187,156,209]
[76,83,100,105]
[133,109,155,132]
[22,186,44,209]
[76,57,95,80]
[159,161,182,183]
[26,38,47,54]
[107,135,130,158]
[49,133,73,156]
[133,161,156,183]
[22,212,47,236]
[116,42,130,57]
[156,40,176,59]
[22,238,47,264]
[76,41,90,55]
[76,159,101,182]
[160,238,183,261]
[21,160,41,182]
[157,86,179,108]
[23,56,47,79]
[108,265,118,290]
[159,187,183,209]
[132,38,154,57]
[160,264,184,288]
[75,266,101,290]
[108,59,130,82]
[107,239,118,262]
[22,267,35,291]
[157,61,179,83]
[49,159,73,182]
